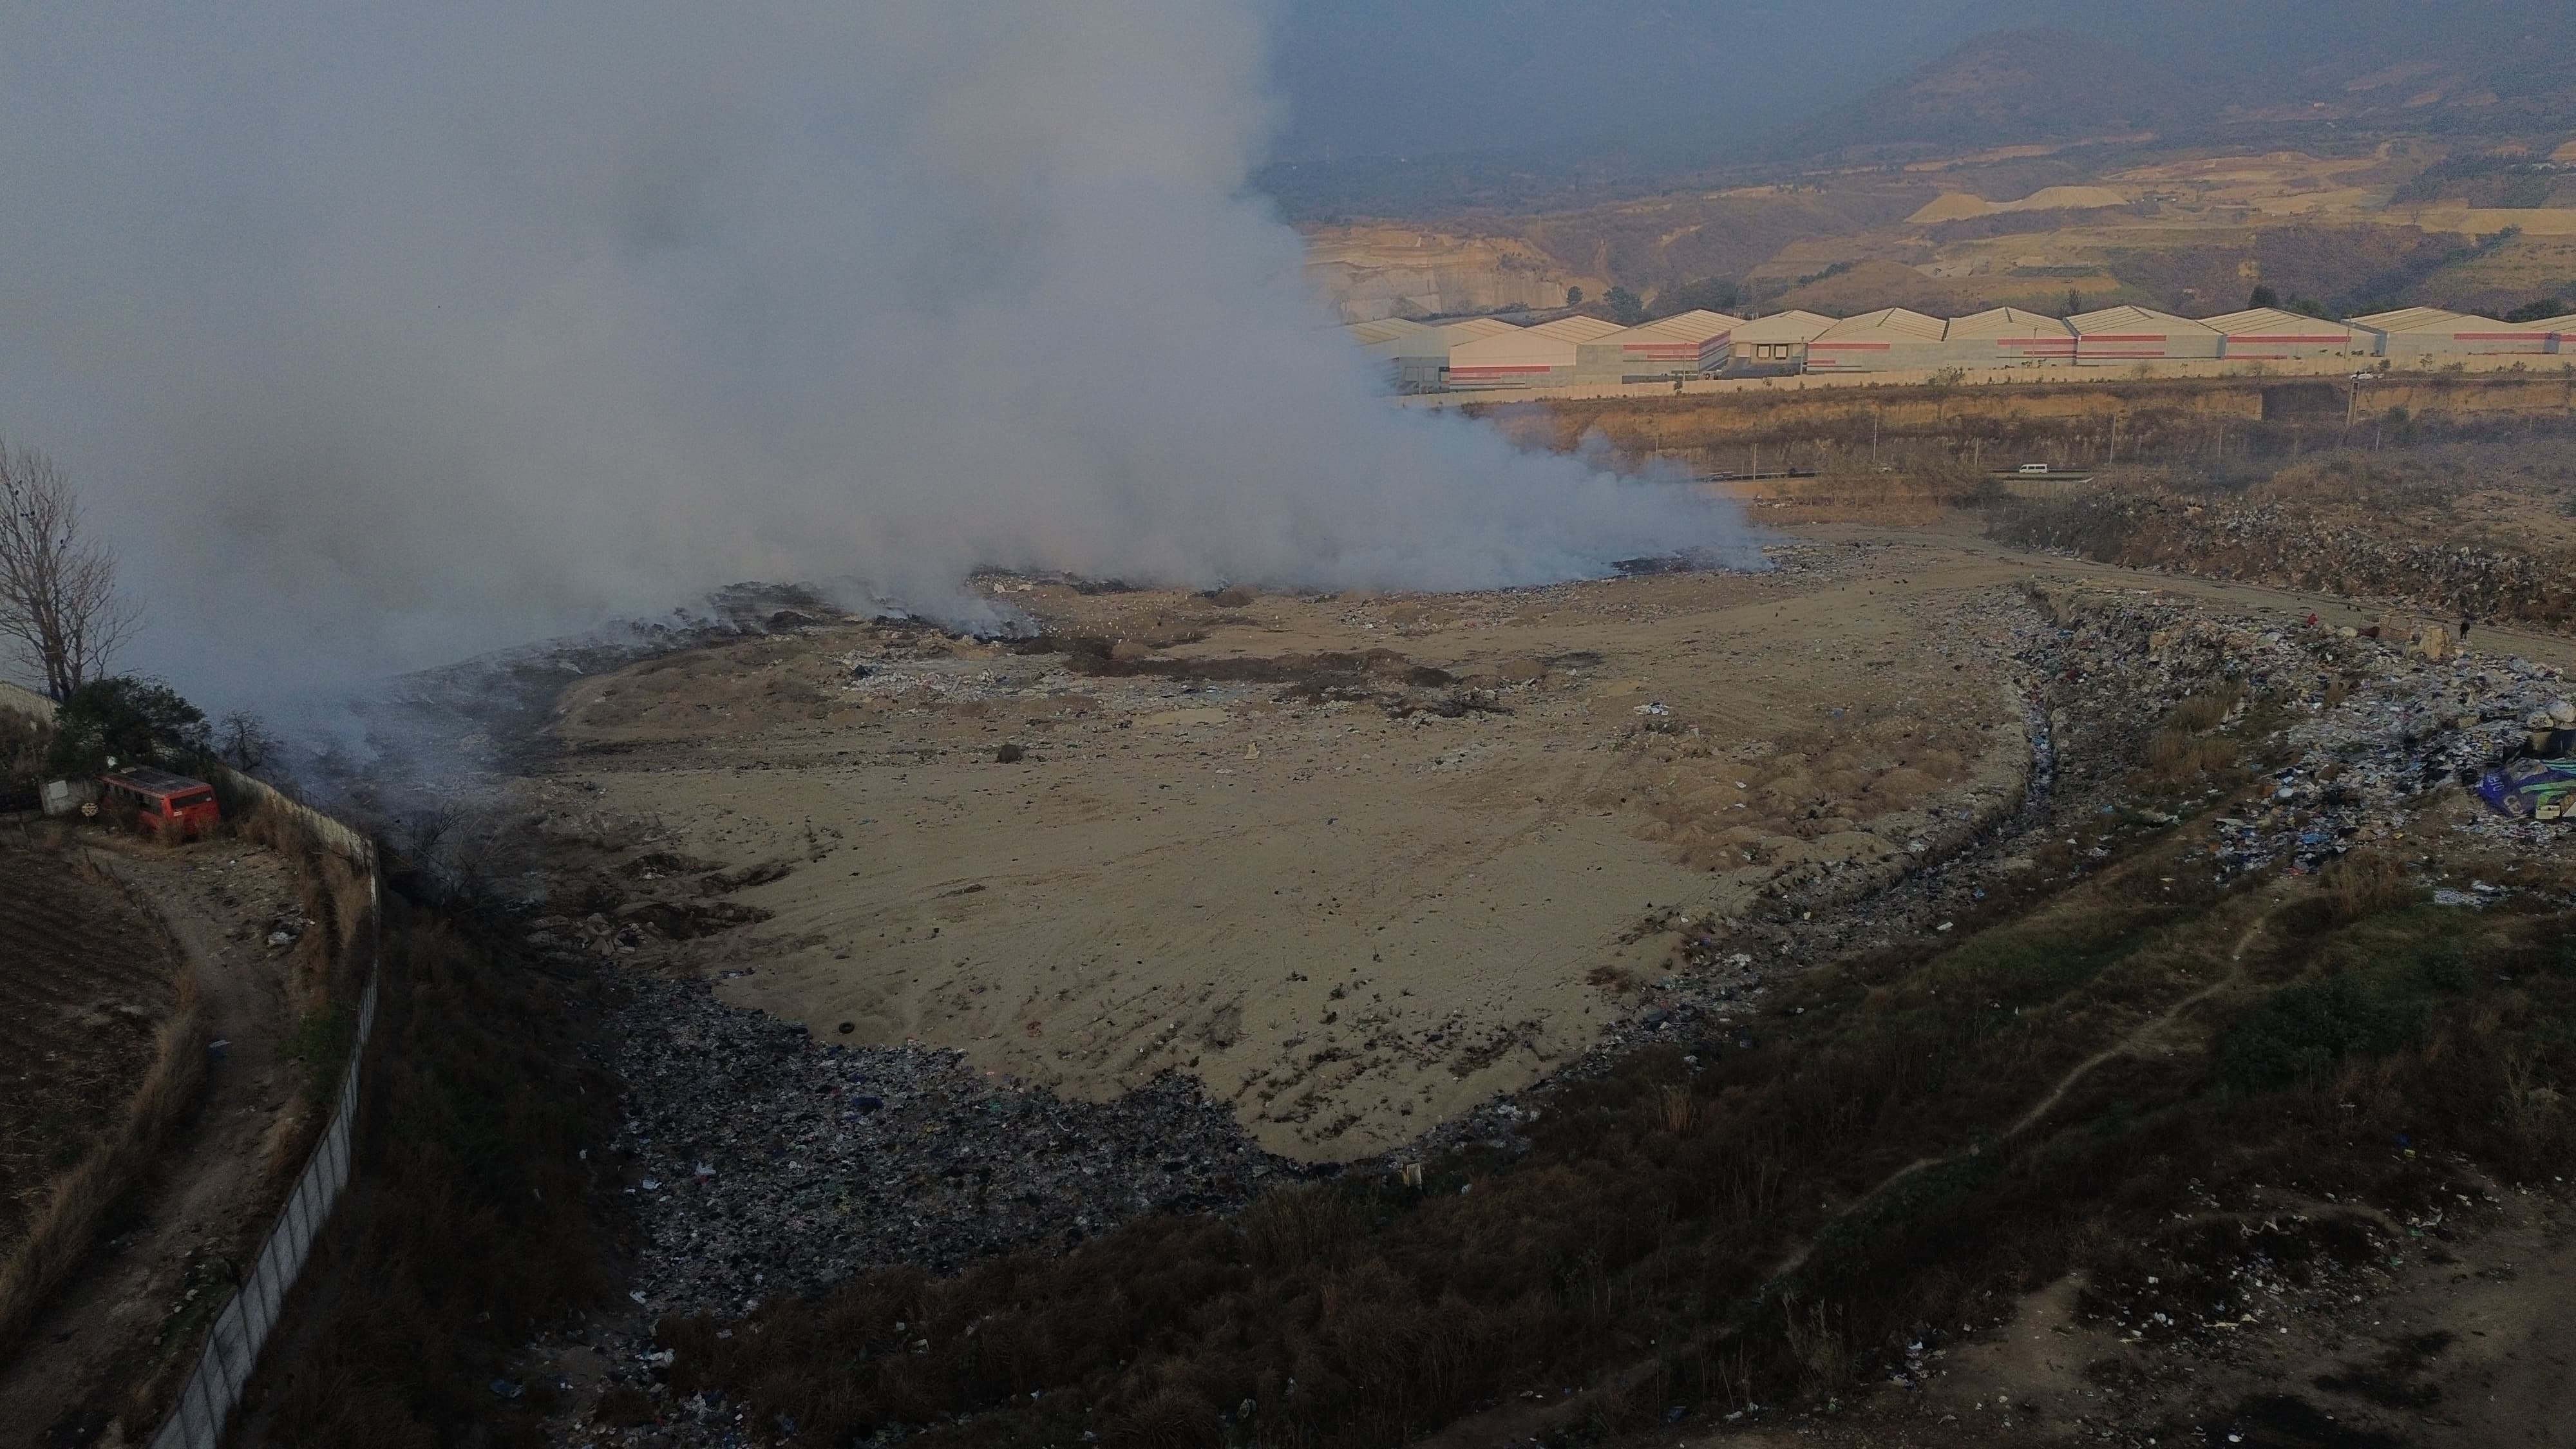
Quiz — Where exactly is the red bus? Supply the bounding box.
[98,768,223,841]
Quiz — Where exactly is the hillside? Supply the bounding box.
[1302,136,2576,324]
[1774,30,2202,164]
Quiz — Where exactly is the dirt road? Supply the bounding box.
[0,840,311,1447]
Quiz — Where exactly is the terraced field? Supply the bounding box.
[0,838,180,1258]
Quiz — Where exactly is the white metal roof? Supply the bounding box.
[2066,306,2219,337]
[1344,318,1433,347]
[1601,310,1745,346]
[1528,316,1627,343]
[2530,314,2576,334]
[1438,316,1524,343]
[1728,310,1838,343]
[1450,325,1592,369]
[2196,308,2362,340]
[1811,308,1947,342]
[2348,307,2503,335]
[1944,307,2074,340]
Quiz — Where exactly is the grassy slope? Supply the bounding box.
[654,743,2576,1446]
[228,896,624,1449]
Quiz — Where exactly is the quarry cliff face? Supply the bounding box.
[1302,225,1596,322]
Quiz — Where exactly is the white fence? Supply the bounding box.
[148,951,376,1449]
[145,778,381,1449]
[0,676,392,1447]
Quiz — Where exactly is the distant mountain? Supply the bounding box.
[1769,2,2576,166]
[1259,0,2576,219]
[1770,30,2208,162]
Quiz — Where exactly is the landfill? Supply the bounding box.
[525,565,2572,1445]
[533,971,1302,1444]
[608,972,1298,1318]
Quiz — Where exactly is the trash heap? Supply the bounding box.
[2018,580,2571,876]
[610,973,1294,1320]
[1993,487,2575,632]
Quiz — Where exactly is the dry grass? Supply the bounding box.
[2135,688,2246,791]
[2318,849,2416,927]
[0,972,204,1358]
[654,822,2576,1447]
[2166,688,2239,735]
[227,898,621,1449]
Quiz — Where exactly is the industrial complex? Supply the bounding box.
[1348,303,2575,390]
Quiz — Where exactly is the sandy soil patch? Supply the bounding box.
[526,540,2056,1160]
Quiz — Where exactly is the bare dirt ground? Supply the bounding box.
[0,836,316,1448]
[520,516,2576,1166]
[531,543,2043,1162]
[0,837,177,1261]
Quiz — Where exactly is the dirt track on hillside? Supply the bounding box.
[0,839,312,1446]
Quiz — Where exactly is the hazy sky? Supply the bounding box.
[1270,0,1965,161]
[0,1,1752,710]
[1269,0,2576,164]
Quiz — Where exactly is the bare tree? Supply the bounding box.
[0,441,136,701]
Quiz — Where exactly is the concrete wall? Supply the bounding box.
[2215,333,2371,363]
[2377,327,2557,361]
[1455,370,2576,473]
[2076,330,2223,364]
[1803,338,1948,373]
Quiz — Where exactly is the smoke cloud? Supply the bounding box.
[0,2,1750,708]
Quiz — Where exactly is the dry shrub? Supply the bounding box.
[2168,688,2238,735]
[1654,1084,1698,1135]
[1779,1294,1850,1399]
[2320,850,2414,925]
[0,980,204,1359]
[2143,730,2238,778]
[1108,1387,1224,1448]
[1244,1184,1368,1274]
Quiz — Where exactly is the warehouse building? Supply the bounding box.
[2197,308,2370,362]
[1940,307,2077,367]
[1804,308,1947,373]
[2537,315,2576,354]
[1446,315,1624,389]
[1575,310,1744,383]
[1343,317,1437,390]
[1381,317,1515,392]
[2350,307,2555,361]
[1343,317,1429,350]
[2067,306,2222,363]
[1726,310,1837,371]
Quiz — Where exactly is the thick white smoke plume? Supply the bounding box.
[0,2,1749,705]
